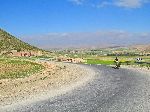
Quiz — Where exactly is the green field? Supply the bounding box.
[0,58,44,79]
[85,56,150,69]
[86,59,115,65]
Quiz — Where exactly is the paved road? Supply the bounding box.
[3,65,150,112]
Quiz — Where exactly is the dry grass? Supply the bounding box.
[0,58,44,79]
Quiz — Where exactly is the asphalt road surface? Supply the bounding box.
[2,65,150,112]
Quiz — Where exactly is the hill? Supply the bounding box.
[0,28,41,53]
[130,45,150,52]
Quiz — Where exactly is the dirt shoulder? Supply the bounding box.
[0,61,95,107]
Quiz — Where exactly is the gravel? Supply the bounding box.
[1,65,150,112]
[0,62,95,111]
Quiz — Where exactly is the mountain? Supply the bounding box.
[21,31,150,49]
[0,28,41,53]
[130,45,150,52]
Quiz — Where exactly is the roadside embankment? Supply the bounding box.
[0,61,95,108]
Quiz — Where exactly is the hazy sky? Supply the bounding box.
[0,0,150,48]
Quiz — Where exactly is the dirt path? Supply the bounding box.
[0,61,96,108]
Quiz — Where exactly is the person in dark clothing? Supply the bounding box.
[115,57,118,62]
[114,57,121,69]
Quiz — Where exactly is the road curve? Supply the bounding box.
[2,65,150,112]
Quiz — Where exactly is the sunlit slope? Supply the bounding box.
[0,28,41,52]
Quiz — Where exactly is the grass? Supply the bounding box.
[0,58,44,79]
[85,56,150,69]
[86,59,115,65]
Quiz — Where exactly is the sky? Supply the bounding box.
[0,0,150,48]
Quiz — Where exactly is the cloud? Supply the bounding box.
[68,0,150,9]
[68,0,85,5]
[20,30,150,49]
[114,0,150,8]
[96,1,112,8]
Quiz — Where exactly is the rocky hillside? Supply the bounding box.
[131,45,150,52]
[0,28,41,53]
